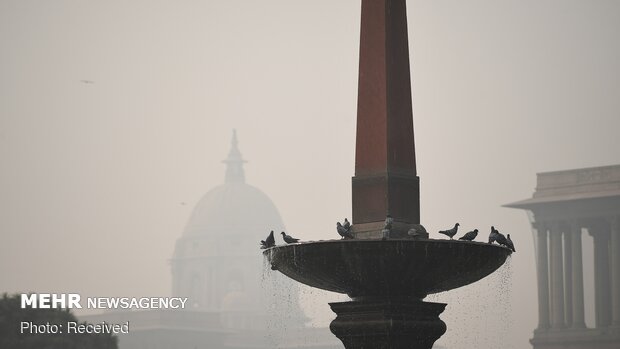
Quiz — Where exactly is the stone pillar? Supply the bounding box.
[611,216,620,327]
[330,300,446,349]
[570,221,586,328]
[591,223,612,328]
[549,223,565,328]
[352,0,420,231]
[563,226,573,327]
[535,224,550,330]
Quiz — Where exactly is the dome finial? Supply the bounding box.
[231,129,238,147]
[223,129,246,183]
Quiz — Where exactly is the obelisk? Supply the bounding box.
[352,0,421,238]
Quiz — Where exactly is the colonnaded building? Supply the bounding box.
[507,164,620,349]
[82,132,340,349]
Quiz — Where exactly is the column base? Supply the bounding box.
[329,299,446,349]
[531,326,620,349]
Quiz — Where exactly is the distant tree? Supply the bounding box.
[0,293,117,349]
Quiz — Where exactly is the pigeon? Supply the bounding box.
[458,229,478,241]
[490,226,510,249]
[496,233,509,248]
[505,234,516,252]
[488,226,500,244]
[281,231,300,244]
[382,215,393,240]
[343,218,351,231]
[337,222,354,239]
[384,215,394,230]
[260,230,275,249]
[408,224,428,239]
[438,223,460,239]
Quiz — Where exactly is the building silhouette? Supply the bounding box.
[82,131,340,349]
[507,164,620,349]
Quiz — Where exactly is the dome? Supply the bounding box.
[183,182,284,236]
[181,129,285,237]
[170,131,308,327]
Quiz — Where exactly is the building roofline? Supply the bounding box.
[504,188,620,209]
[535,164,620,176]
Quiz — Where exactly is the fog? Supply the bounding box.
[1,1,620,348]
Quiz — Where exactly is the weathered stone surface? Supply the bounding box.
[330,300,447,349]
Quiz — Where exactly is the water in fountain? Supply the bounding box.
[428,257,514,349]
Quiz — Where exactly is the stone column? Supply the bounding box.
[591,223,612,328]
[563,226,573,327]
[570,221,586,328]
[549,223,565,328]
[535,224,551,330]
[611,216,620,327]
[330,300,447,349]
[352,0,420,233]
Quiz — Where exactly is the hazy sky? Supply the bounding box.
[1,1,620,348]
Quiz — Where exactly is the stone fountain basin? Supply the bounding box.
[264,239,511,300]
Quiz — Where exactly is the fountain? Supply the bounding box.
[264,1,512,348]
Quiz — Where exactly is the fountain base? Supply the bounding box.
[266,239,510,348]
[329,299,447,349]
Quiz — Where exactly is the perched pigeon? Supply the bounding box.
[384,215,393,230]
[408,224,428,239]
[438,223,460,240]
[343,218,351,231]
[337,222,354,239]
[505,234,516,252]
[260,230,276,249]
[488,226,500,244]
[281,231,300,244]
[496,234,509,247]
[491,226,510,249]
[458,229,478,241]
[382,215,393,240]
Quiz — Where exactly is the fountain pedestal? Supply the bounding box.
[264,0,513,347]
[330,300,446,349]
[266,239,511,348]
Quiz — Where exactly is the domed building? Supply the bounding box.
[171,130,291,318]
[82,132,339,349]
[171,131,339,348]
